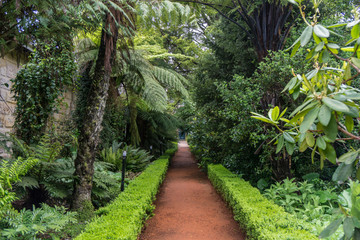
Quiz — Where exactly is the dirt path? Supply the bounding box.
[140,141,246,240]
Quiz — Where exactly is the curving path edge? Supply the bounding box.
[140,141,246,240]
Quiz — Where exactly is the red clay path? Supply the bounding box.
[140,141,246,240]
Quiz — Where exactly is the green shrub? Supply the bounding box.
[1,204,77,239]
[208,164,317,240]
[99,142,152,172]
[75,151,174,240]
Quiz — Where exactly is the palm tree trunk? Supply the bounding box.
[72,9,120,211]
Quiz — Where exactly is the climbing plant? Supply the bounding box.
[11,40,76,144]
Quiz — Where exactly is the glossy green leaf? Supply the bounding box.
[305,132,315,147]
[314,25,330,38]
[299,139,308,152]
[291,40,301,57]
[283,77,297,93]
[300,107,320,133]
[320,50,330,63]
[341,47,359,52]
[343,217,355,239]
[251,116,273,124]
[352,24,360,39]
[306,47,316,60]
[324,143,336,164]
[327,43,340,49]
[327,23,347,28]
[279,108,287,119]
[288,0,298,5]
[316,136,326,150]
[338,151,358,164]
[318,105,331,126]
[347,20,360,28]
[332,163,353,182]
[276,135,284,154]
[322,97,349,113]
[315,42,324,52]
[345,115,354,132]
[345,92,360,100]
[345,106,359,118]
[271,106,280,121]
[345,62,352,81]
[319,218,342,238]
[286,37,301,51]
[290,100,312,117]
[283,132,295,143]
[351,57,360,68]
[300,26,313,47]
[285,141,295,155]
[311,146,316,164]
[322,115,338,142]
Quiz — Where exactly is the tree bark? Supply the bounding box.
[72,8,120,210]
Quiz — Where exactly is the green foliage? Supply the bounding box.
[264,178,337,222]
[190,49,311,181]
[136,109,180,155]
[1,204,77,240]
[75,151,174,240]
[0,157,38,217]
[208,164,317,240]
[100,102,127,149]
[11,40,76,144]
[99,142,152,173]
[137,1,194,29]
[0,133,122,205]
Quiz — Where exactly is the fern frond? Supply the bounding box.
[16,177,39,190]
[141,73,168,111]
[152,66,189,98]
[30,134,62,163]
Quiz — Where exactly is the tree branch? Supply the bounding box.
[337,125,360,141]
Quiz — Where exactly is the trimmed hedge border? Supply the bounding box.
[208,164,317,240]
[75,147,177,240]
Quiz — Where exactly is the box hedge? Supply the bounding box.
[208,164,317,240]
[75,148,176,240]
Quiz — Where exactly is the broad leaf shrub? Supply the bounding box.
[208,164,317,240]
[75,148,176,240]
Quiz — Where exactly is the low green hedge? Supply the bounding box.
[75,151,175,240]
[208,164,317,240]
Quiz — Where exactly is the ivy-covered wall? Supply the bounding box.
[0,52,76,149]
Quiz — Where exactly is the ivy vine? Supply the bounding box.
[11,40,77,144]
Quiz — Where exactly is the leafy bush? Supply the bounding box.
[99,142,152,172]
[74,150,175,240]
[208,164,317,240]
[263,178,340,234]
[1,204,77,240]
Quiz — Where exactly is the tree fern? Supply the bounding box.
[137,0,194,29]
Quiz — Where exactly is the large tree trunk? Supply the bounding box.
[72,8,120,210]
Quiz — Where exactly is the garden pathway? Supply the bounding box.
[139,141,246,240]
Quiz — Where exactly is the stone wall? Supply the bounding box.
[0,53,76,137]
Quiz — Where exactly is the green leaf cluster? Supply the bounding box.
[0,157,38,217]
[99,141,152,173]
[1,204,77,240]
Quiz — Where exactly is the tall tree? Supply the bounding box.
[72,1,135,210]
[175,0,296,61]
